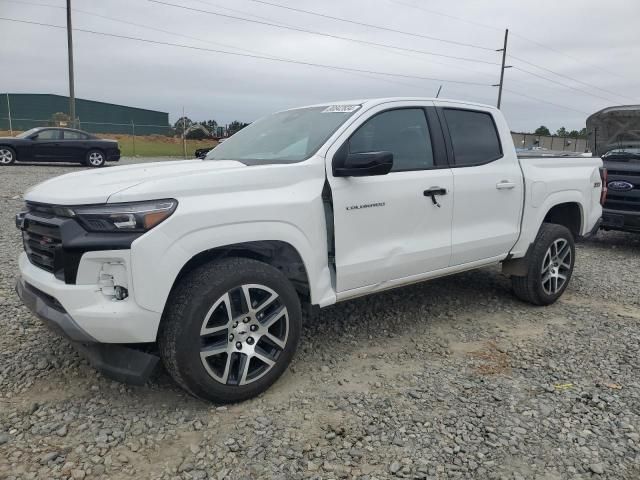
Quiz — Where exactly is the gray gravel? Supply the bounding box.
[1,158,640,479]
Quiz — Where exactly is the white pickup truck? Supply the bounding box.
[15,98,603,403]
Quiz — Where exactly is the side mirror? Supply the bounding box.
[333,149,393,177]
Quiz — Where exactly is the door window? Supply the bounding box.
[63,130,87,140]
[34,130,60,140]
[443,109,502,166]
[349,109,434,171]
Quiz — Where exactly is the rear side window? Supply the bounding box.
[349,109,434,171]
[63,131,87,140]
[444,109,502,166]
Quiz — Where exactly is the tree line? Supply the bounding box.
[532,126,587,138]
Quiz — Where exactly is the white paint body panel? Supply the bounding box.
[435,100,525,266]
[19,97,602,343]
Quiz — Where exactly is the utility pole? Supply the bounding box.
[182,107,187,159]
[6,94,13,135]
[131,121,136,156]
[435,85,443,98]
[66,0,76,127]
[495,28,511,109]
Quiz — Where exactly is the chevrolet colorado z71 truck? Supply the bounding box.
[15,98,603,403]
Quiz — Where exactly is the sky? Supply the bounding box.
[2,0,639,132]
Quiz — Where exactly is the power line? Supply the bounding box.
[389,0,638,102]
[509,54,638,104]
[509,31,634,84]
[0,0,470,93]
[238,0,496,51]
[386,0,501,32]
[511,65,622,104]
[0,16,493,87]
[148,1,500,66]
[502,88,590,115]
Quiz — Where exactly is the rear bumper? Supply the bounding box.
[16,277,159,384]
[601,209,640,233]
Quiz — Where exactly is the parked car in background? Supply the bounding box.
[601,144,640,232]
[0,127,120,167]
[15,97,603,403]
[195,139,225,159]
[195,146,214,159]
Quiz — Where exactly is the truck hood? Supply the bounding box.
[23,159,246,205]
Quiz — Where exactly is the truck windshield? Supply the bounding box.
[602,147,640,161]
[205,105,360,163]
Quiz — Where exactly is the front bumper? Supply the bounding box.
[601,209,640,233]
[107,149,121,162]
[16,251,163,384]
[16,275,159,385]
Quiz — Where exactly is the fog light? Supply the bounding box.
[114,286,129,301]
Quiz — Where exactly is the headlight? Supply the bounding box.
[71,199,178,233]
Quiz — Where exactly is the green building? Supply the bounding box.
[0,93,170,135]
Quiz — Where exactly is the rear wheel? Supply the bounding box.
[511,223,575,306]
[159,257,302,403]
[85,149,105,167]
[0,147,16,165]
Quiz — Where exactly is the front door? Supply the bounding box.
[31,129,63,160]
[436,104,524,265]
[327,103,454,293]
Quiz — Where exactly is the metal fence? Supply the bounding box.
[0,116,172,136]
[1,118,591,157]
[0,117,222,158]
[511,132,589,153]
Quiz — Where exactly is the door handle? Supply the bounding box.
[424,187,447,207]
[424,187,447,196]
[496,181,516,190]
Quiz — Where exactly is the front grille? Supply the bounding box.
[22,217,62,273]
[604,194,640,212]
[606,169,640,178]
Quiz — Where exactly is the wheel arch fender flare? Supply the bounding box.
[130,221,335,316]
[506,190,586,271]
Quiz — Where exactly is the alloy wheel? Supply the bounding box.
[541,238,572,295]
[0,148,14,164]
[88,152,104,166]
[199,284,289,386]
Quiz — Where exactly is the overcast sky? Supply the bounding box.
[2,0,639,132]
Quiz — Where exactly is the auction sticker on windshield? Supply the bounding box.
[322,105,361,113]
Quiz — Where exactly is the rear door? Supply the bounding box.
[31,129,63,160]
[60,130,90,160]
[436,103,524,265]
[326,102,454,293]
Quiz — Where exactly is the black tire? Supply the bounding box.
[85,149,105,167]
[511,223,575,306]
[159,257,302,403]
[0,146,16,165]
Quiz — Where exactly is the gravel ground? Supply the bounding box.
[1,158,640,480]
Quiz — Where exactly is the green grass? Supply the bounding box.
[114,137,217,157]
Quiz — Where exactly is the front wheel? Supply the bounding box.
[85,149,105,167]
[511,223,575,306]
[159,257,302,403]
[0,146,16,165]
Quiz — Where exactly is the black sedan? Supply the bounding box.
[0,127,120,168]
